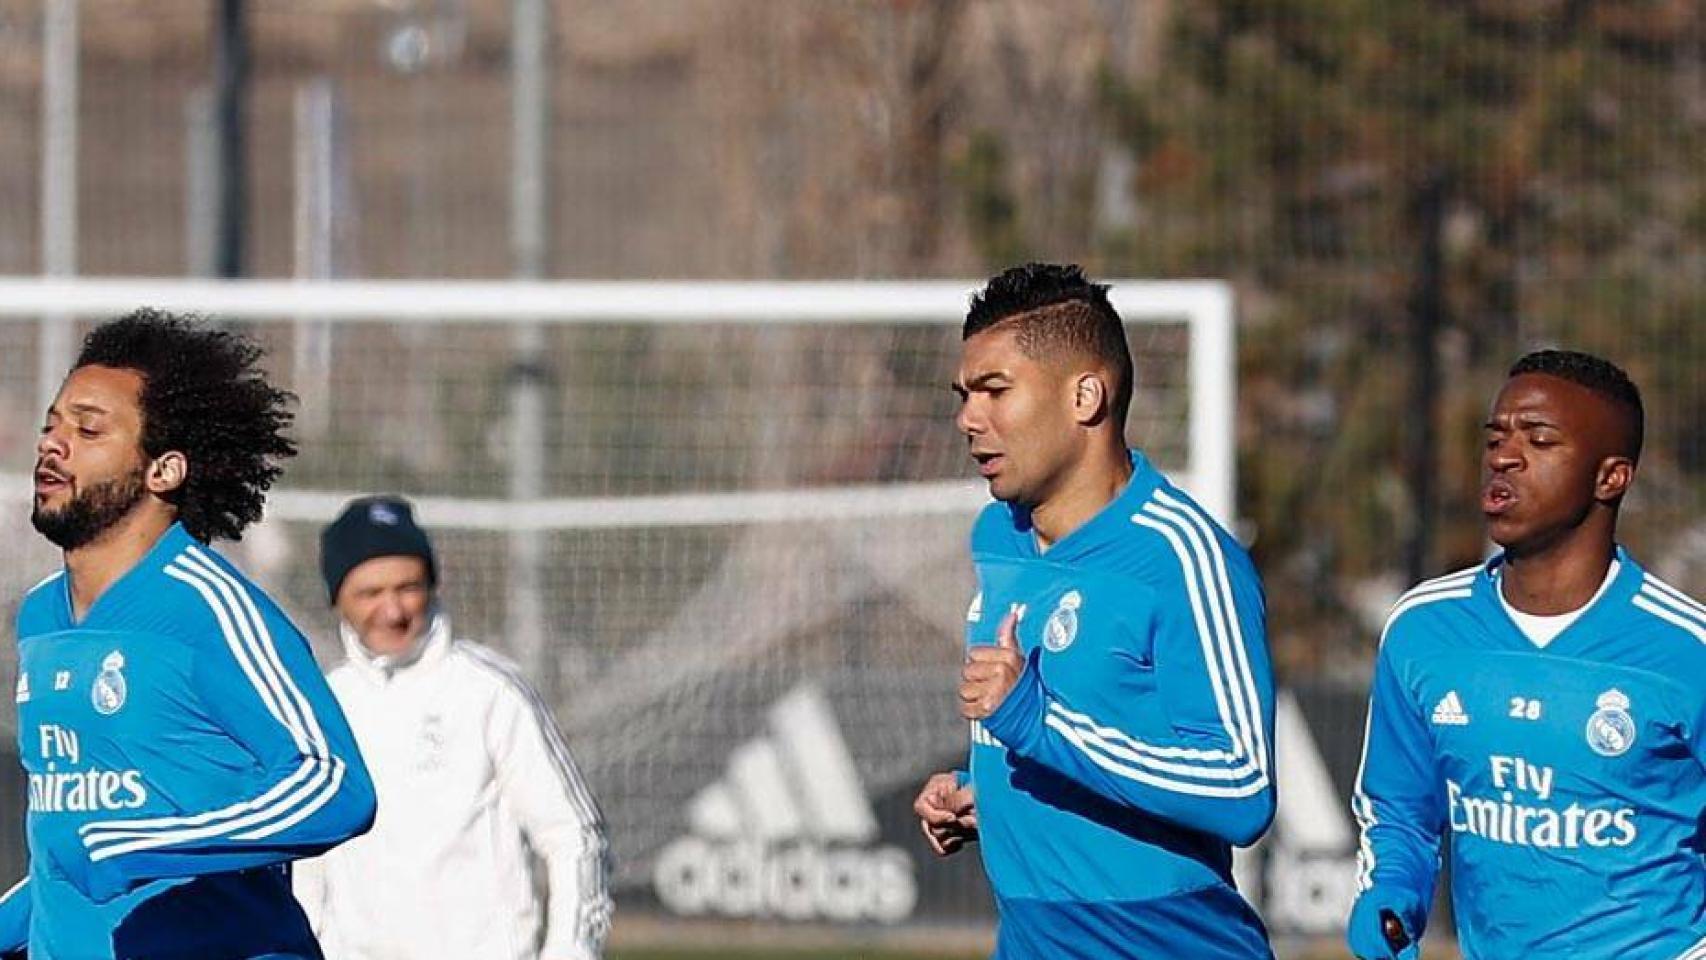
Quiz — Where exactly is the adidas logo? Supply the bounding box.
[682,682,878,844]
[1432,691,1470,726]
[653,682,916,923]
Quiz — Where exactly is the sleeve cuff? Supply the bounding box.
[83,852,133,904]
[981,656,1045,751]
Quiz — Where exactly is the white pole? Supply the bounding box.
[293,79,337,439]
[0,278,1221,326]
[39,0,78,414]
[185,88,217,278]
[509,0,551,690]
[1189,282,1237,528]
[512,0,548,284]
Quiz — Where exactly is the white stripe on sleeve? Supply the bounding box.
[79,551,343,859]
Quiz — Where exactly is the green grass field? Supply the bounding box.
[606,915,1407,960]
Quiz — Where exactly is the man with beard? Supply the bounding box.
[1349,351,1706,959]
[0,310,375,960]
[914,264,1275,959]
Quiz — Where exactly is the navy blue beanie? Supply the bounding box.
[320,496,438,604]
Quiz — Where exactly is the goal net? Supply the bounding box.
[0,277,1233,921]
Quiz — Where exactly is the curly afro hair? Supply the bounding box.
[74,309,297,542]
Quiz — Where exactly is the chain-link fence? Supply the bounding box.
[0,2,1699,955]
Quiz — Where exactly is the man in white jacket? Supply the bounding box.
[294,496,612,960]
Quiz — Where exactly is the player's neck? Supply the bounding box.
[64,506,176,620]
[1031,444,1133,551]
[1499,522,1618,617]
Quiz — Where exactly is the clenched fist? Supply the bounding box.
[913,771,977,857]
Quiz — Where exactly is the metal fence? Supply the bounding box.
[0,0,1700,953]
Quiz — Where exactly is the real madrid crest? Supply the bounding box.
[1043,590,1082,653]
[92,651,127,716]
[415,713,447,772]
[1585,688,1635,757]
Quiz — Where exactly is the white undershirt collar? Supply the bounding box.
[1497,559,1621,649]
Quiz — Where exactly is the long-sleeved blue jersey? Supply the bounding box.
[1353,551,1706,959]
[967,451,1276,960]
[0,523,376,959]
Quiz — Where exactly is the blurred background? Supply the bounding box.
[0,1,1703,957]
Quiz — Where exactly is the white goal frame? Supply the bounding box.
[0,277,1237,526]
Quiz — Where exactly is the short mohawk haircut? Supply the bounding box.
[1510,349,1644,461]
[75,309,297,542]
[964,263,1134,420]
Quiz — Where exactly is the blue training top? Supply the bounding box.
[966,451,1276,960]
[0,523,375,960]
[1354,552,1706,959]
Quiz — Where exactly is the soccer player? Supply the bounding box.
[913,264,1276,959]
[1349,351,1706,959]
[0,310,376,959]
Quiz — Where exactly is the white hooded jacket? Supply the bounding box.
[293,613,611,960]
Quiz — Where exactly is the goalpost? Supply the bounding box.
[0,277,1234,916]
[0,277,1234,520]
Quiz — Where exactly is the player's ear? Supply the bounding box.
[146,450,189,495]
[1595,455,1634,505]
[1072,372,1110,427]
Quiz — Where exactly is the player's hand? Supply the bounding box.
[959,609,1025,720]
[913,771,978,857]
[1346,888,1423,960]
